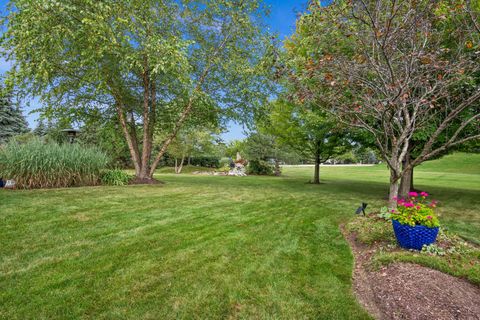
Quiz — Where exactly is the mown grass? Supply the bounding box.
[0,153,478,319]
[156,165,218,174]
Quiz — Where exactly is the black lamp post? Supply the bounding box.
[61,129,80,144]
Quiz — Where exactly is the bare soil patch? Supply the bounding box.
[342,227,480,320]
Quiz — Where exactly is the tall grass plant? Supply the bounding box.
[0,139,108,188]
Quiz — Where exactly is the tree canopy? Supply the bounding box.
[283,0,480,204]
[1,0,274,180]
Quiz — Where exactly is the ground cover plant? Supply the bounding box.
[0,153,478,319]
[346,214,480,285]
[100,169,132,186]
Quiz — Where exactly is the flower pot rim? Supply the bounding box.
[392,218,439,229]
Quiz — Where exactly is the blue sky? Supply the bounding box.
[223,0,307,141]
[0,0,308,141]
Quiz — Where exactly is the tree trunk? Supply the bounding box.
[389,169,401,208]
[115,103,142,177]
[177,155,185,174]
[313,151,320,184]
[139,60,153,180]
[274,158,281,176]
[174,158,179,174]
[410,166,414,191]
[399,165,414,199]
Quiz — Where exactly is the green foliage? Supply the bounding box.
[246,159,274,175]
[0,139,108,188]
[421,244,445,256]
[165,129,222,164]
[100,169,131,186]
[377,206,392,221]
[0,85,29,144]
[79,117,132,168]
[267,101,350,162]
[225,139,247,159]
[265,100,351,182]
[392,193,440,228]
[219,157,232,167]
[2,0,274,178]
[334,151,357,164]
[242,132,296,166]
[189,156,220,168]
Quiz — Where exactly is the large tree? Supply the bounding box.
[397,0,480,198]
[1,0,272,181]
[0,84,29,144]
[266,100,350,184]
[286,0,480,206]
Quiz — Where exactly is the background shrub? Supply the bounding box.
[100,169,131,186]
[247,159,274,175]
[0,139,108,189]
[189,156,220,168]
[219,157,232,167]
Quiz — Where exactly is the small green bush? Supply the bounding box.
[0,139,108,189]
[100,169,131,186]
[247,159,274,175]
[219,157,232,167]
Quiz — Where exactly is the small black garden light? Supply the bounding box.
[355,202,368,216]
[62,128,80,144]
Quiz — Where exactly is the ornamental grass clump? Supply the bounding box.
[0,139,108,189]
[392,192,440,228]
[100,169,131,186]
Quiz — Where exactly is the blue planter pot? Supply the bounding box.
[392,219,439,250]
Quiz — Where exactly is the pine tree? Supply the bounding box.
[0,86,29,144]
[33,119,47,137]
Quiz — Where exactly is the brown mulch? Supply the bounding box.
[342,227,480,320]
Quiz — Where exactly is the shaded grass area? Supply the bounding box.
[1,153,479,319]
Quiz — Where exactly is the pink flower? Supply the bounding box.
[408,192,418,197]
[416,206,421,210]
[391,209,395,213]
[404,202,414,208]
[393,196,398,201]
[420,191,428,197]
[427,216,432,220]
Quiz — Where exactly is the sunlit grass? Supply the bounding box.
[0,153,478,319]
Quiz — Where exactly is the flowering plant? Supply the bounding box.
[391,191,440,228]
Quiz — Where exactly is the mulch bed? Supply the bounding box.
[342,227,480,320]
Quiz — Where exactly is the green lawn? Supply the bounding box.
[1,153,479,319]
